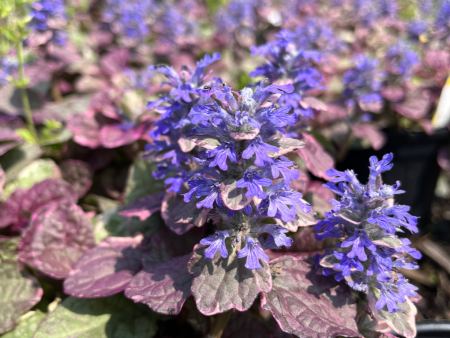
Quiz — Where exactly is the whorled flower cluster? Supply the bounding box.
[146,53,314,270]
[29,0,67,45]
[314,154,421,313]
[250,28,323,120]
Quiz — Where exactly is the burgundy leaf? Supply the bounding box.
[351,124,386,150]
[261,256,361,338]
[306,181,334,217]
[20,179,78,215]
[60,160,93,198]
[296,133,334,180]
[64,235,144,298]
[267,138,305,157]
[187,244,272,315]
[161,192,210,235]
[0,260,43,334]
[67,113,101,148]
[0,200,18,228]
[99,124,146,148]
[125,254,193,315]
[368,290,417,338]
[118,192,164,221]
[19,202,96,279]
[220,178,252,211]
[290,227,333,253]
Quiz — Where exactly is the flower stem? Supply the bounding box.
[17,40,38,143]
[206,311,232,338]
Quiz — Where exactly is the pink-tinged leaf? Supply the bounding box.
[187,244,272,315]
[67,113,101,148]
[315,102,347,124]
[306,181,334,217]
[0,200,18,228]
[296,133,334,180]
[301,96,328,111]
[125,254,193,315]
[220,178,252,211]
[260,93,281,108]
[24,60,62,87]
[0,127,22,142]
[178,134,196,152]
[18,202,96,279]
[381,86,405,102]
[229,129,259,141]
[59,160,93,198]
[290,227,333,253]
[438,147,450,171]
[222,312,276,338]
[161,192,210,235]
[118,192,164,221]
[100,124,146,148]
[64,235,144,298]
[261,256,361,338]
[319,254,341,269]
[89,91,119,120]
[0,260,43,334]
[358,311,397,338]
[142,227,204,266]
[351,124,386,150]
[187,134,221,150]
[20,179,78,215]
[372,235,403,248]
[277,201,317,231]
[338,208,363,224]
[368,289,417,338]
[359,99,383,113]
[267,137,305,157]
[395,89,431,120]
[100,49,129,77]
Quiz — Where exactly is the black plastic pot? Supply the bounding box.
[337,128,450,230]
[416,319,450,337]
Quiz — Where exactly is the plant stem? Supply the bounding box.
[17,39,38,142]
[206,311,232,338]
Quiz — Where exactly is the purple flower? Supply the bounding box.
[242,136,278,166]
[164,175,184,193]
[368,153,393,190]
[236,170,272,199]
[367,210,398,234]
[183,176,223,209]
[376,286,403,313]
[237,237,269,270]
[333,252,364,277]
[209,141,238,171]
[258,225,293,249]
[200,230,230,259]
[266,156,299,184]
[341,229,376,261]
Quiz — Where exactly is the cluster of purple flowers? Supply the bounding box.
[342,55,386,110]
[250,28,323,120]
[146,54,313,270]
[29,0,67,45]
[103,0,155,41]
[215,0,257,43]
[353,0,397,26]
[385,42,419,80]
[315,153,421,313]
[436,0,450,40]
[0,58,17,86]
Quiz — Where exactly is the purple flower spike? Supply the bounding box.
[209,141,238,171]
[376,286,403,313]
[236,170,272,199]
[368,153,394,190]
[242,137,279,166]
[341,229,376,261]
[200,231,230,259]
[260,225,293,249]
[237,237,269,270]
[333,252,364,277]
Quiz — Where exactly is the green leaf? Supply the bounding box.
[39,127,73,146]
[33,295,157,338]
[124,155,164,204]
[1,310,46,338]
[93,208,163,243]
[15,128,36,144]
[0,143,43,185]
[3,159,61,199]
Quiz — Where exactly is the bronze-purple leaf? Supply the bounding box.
[64,235,145,298]
[18,202,96,279]
[261,256,361,338]
[118,192,164,221]
[161,192,210,235]
[187,244,272,316]
[296,133,334,181]
[220,178,252,211]
[60,160,93,198]
[125,254,193,315]
[0,260,43,334]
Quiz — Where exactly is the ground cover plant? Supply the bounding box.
[1,0,450,337]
